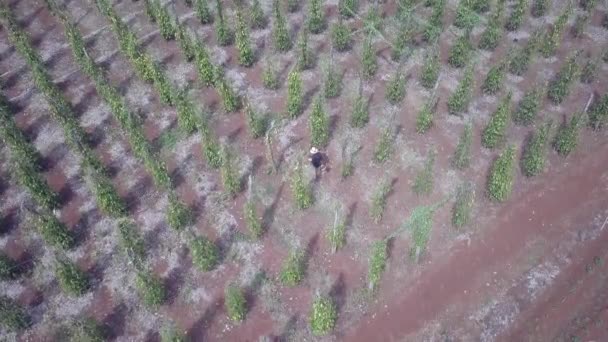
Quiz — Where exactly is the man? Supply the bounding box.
[309,147,327,178]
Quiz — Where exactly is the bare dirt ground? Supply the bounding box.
[1,0,607,341]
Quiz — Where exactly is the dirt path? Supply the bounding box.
[345,145,608,341]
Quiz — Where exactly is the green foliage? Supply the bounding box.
[339,0,358,18]
[167,193,193,230]
[472,0,491,12]
[136,271,166,307]
[391,23,414,62]
[0,296,29,332]
[200,122,222,169]
[452,124,473,169]
[273,1,292,52]
[286,69,303,118]
[13,157,59,210]
[367,240,387,291]
[235,10,255,67]
[505,0,527,31]
[291,162,313,209]
[513,86,542,125]
[452,182,475,228]
[324,62,342,99]
[420,49,440,89]
[0,100,41,171]
[350,93,368,128]
[579,0,598,11]
[486,145,516,202]
[118,220,146,267]
[262,59,280,90]
[37,213,75,250]
[482,62,506,95]
[244,200,263,238]
[68,318,105,342]
[194,42,216,86]
[482,92,512,148]
[407,205,437,260]
[572,14,589,38]
[363,5,382,35]
[373,127,394,164]
[160,324,188,342]
[279,250,305,286]
[385,72,407,105]
[509,32,539,75]
[531,0,550,17]
[220,146,241,197]
[361,35,377,79]
[0,254,18,280]
[416,97,437,134]
[224,284,247,322]
[56,259,89,296]
[413,151,436,196]
[540,4,571,57]
[215,0,233,46]
[478,4,504,50]
[580,59,597,84]
[448,34,472,68]
[174,90,197,133]
[190,236,219,271]
[553,114,581,156]
[215,72,241,112]
[454,0,479,30]
[287,0,300,12]
[153,1,177,40]
[90,171,127,218]
[195,0,213,24]
[296,29,314,71]
[547,53,580,104]
[447,66,474,114]
[588,95,608,130]
[175,24,195,61]
[245,103,268,139]
[521,120,552,176]
[308,0,326,34]
[310,97,330,147]
[250,0,267,29]
[310,296,337,335]
[332,19,352,51]
[423,0,446,42]
[327,215,346,252]
[370,179,393,223]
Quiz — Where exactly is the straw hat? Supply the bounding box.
[310,147,319,154]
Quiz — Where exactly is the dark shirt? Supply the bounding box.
[311,153,323,168]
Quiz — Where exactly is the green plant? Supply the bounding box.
[68,318,105,342]
[324,61,342,99]
[220,146,241,197]
[262,58,279,90]
[175,24,195,61]
[291,162,313,209]
[190,236,219,271]
[160,324,188,342]
[153,1,177,40]
[540,4,571,57]
[0,296,29,332]
[423,0,446,42]
[482,92,512,148]
[287,0,300,12]
[13,160,59,210]
[413,151,436,195]
[279,250,305,286]
[118,220,146,267]
[478,4,504,50]
[370,179,393,223]
[310,296,337,335]
[486,145,516,202]
[327,212,346,252]
[296,29,314,71]
[363,5,382,34]
[588,94,608,130]
[195,0,213,24]
[579,0,598,11]
[245,102,268,139]
[448,33,472,68]
[553,114,581,156]
[0,99,41,170]
[521,120,552,176]
[416,97,437,134]
[513,86,542,125]
[244,200,263,238]
[420,48,440,89]
[385,72,407,105]
[391,23,414,62]
[332,19,352,51]
[350,93,368,128]
[452,182,475,227]
[56,259,89,296]
[235,9,254,67]
[174,90,197,133]
[310,97,330,147]
[472,0,491,12]
[339,0,358,18]
[167,193,193,230]
[367,240,387,291]
[273,0,291,52]
[36,213,74,250]
[308,0,326,34]
[215,72,241,112]
[509,32,540,75]
[454,0,479,30]
[547,53,580,104]
[447,65,474,114]
[0,254,18,280]
[531,0,550,17]
[215,0,233,46]
[200,122,222,169]
[481,62,506,95]
[572,14,589,38]
[361,35,377,79]
[452,124,473,169]
[505,0,527,31]
[224,284,247,321]
[580,59,597,83]
[407,204,437,260]
[135,271,166,307]
[194,42,216,86]
[286,69,303,118]
[373,127,394,164]
[250,0,267,29]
